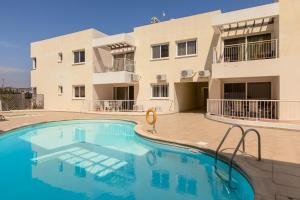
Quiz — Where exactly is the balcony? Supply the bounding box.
[93,100,139,112]
[105,58,134,73]
[207,99,300,120]
[214,39,278,63]
[212,39,280,79]
[93,58,137,84]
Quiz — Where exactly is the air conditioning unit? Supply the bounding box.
[181,69,194,79]
[198,70,210,77]
[156,74,167,81]
[131,74,140,82]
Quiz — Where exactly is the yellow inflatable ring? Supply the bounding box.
[146,108,157,125]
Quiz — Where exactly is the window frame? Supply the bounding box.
[58,52,63,63]
[151,43,170,60]
[73,49,85,65]
[176,39,197,58]
[73,85,85,99]
[32,57,37,70]
[150,83,169,99]
[58,85,63,96]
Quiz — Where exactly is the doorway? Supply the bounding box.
[174,82,208,112]
[113,86,134,110]
[113,86,134,100]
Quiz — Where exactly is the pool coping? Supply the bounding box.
[0,118,258,199]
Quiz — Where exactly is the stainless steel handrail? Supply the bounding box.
[214,124,245,166]
[228,128,261,187]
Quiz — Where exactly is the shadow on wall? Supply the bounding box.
[204,32,219,71]
[94,47,112,73]
[174,82,208,112]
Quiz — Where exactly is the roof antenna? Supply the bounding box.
[150,16,160,24]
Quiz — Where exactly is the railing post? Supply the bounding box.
[275,39,278,58]
[123,58,126,71]
[245,42,248,61]
[213,47,217,64]
[221,100,224,117]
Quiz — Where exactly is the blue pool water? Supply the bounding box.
[0,120,254,200]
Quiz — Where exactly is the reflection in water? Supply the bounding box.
[176,175,197,195]
[74,128,86,142]
[151,170,170,189]
[58,161,63,172]
[0,120,254,200]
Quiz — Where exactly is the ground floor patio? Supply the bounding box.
[0,111,299,200]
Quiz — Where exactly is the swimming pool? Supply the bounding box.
[0,120,254,200]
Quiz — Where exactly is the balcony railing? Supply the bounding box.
[93,100,141,112]
[102,58,135,73]
[91,99,174,113]
[207,99,300,120]
[213,39,278,63]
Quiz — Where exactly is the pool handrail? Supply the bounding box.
[214,124,245,167]
[228,128,262,187]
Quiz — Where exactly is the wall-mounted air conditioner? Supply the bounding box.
[181,69,194,78]
[156,74,167,81]
[198,70,210,77]
[131,74,140,82]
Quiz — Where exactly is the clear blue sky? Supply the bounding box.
[0,0,273,87]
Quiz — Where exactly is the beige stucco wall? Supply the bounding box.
[277,0,300,100]
[31,29,108,111]
[209,0,300,119]
[30,1,300,119]
[133,11,220,112]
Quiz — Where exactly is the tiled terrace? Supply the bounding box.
[0,111,299,200]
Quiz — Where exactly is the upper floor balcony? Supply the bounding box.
[213,39,278,64]
[104,57,134,73]
[92,33,138,84]
[93,57,137,85]
[211,3,280,79]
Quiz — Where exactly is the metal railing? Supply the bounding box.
[208,99,300,120]
[213,39,278,63]
[93,100,140,112]
[214,125,261,188]
[102,58,135,73]
[92,99,174,113]
[223,43,246,62]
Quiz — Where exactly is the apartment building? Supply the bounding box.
[31,0,300,120]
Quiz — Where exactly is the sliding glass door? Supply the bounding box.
[247,82,271,100]
[224,83,246,99]
[224,82,271,100]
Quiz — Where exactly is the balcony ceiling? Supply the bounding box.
[212,3,279,33]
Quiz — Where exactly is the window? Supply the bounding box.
[152,170,170,189]
[151,83,169,98]
[247,82,271,100]
[32,58,37,70]
[58,52,63,63]
[73,85,85,99]
[58,85,63,95]
[73,50,85,64]
[152,44,169,59]
[177,40,197,56]
[223,34,273,62]
[224,82,272,100]
[224,83,246,99]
